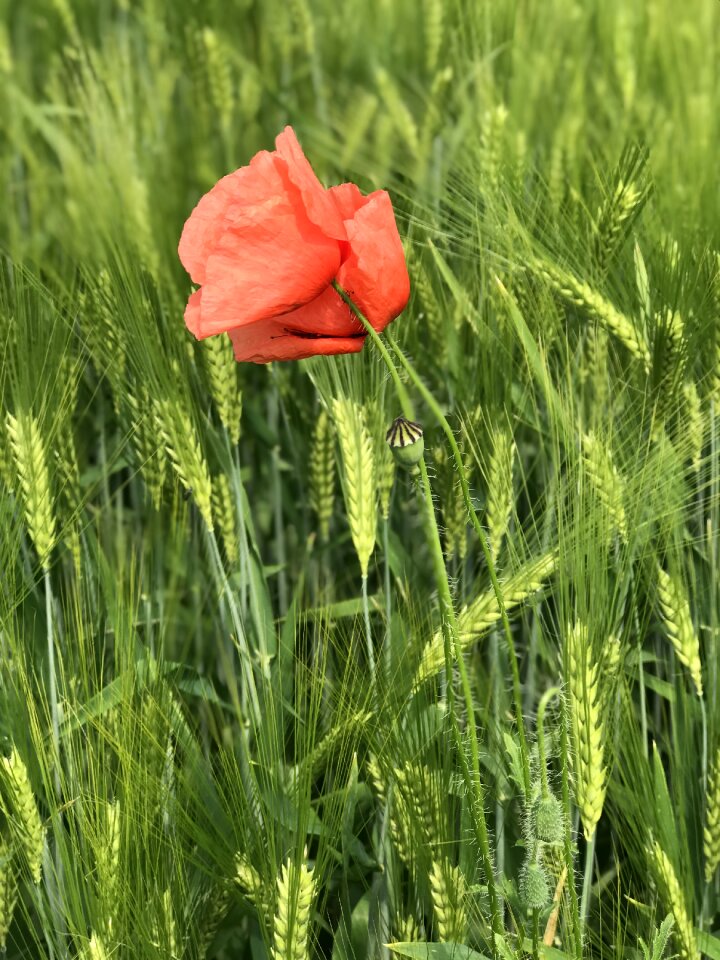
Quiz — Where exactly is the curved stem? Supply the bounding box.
[332,284,501,947]
[386,329,531,801]
[536,686,561,798]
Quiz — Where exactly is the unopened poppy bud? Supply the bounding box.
[533,793,564,845]
[520,859,550,910]
[386,416,424,469]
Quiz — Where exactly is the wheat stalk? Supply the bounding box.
[486,428,516,561]
[657,566,703,697]
[534,259,650,368]
[204,334,242,444]
[567,620,607,840]
[155,397,213,529]
[704,746,720,881]
[429,859,467,942]
[272,860,316,960]
[582,431,627,542]
[649,841,697,960]
[332,398,376,577]
[0,832,17,951]
[416,550,557,683]
[0,749,44,884]
[6,410,57,566]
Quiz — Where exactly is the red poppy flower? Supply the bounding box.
[178,127,410,363]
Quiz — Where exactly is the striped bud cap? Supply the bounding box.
[386,417,424,468]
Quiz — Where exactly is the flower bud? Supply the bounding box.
[386,416,424,469]
[533,793,564,845]
[520,859,550,910]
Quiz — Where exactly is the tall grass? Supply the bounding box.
[1,0,720,958]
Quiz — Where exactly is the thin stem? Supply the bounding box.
[362,574,376,682]
[331,283,414,420]
[386,328,532,801]
[580,828,596,928]
[332,284,501,947]
[537,686,561,798]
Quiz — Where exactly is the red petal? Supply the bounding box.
[275,127,347,241]
[329,188,410,331]
[181,151,342,338]
[228,318,365,363]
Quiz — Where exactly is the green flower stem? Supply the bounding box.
[385,329,532,802]
[536,686,561,799]
[332,283,501,948]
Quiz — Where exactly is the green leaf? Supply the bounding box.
[387,943,490,960]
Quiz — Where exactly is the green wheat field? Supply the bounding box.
[2,1,720,957]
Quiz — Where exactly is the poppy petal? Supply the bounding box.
[181,151,342,339]
[330,188,410,331]
[228,318,365,363]
[275,127,347,241]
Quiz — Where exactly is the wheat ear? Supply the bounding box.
[657,566,703,697]
[649,841,697,960]
[204,333,242,444]
[155,397,213,529]
[486,427,516,561]
[429,859,467,943]
[332,398,376,577]
[567,621,607,840]
[272,860,316,960]
[6,411,57,565]
[309,409,335,541]
[0,832,18,951]
[0,749,44,884]
[704,746,720,881]
[582,431,627,542]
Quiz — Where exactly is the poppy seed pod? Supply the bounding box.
[386,417,424,469]
[520,859,550,910]
[533,793,564,845]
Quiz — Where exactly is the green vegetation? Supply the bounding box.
[1,0,720,957]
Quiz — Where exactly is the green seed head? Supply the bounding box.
[534,793,564,845]
[520,860,550,910]
[386,416,424,469]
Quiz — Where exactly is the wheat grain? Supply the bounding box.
[0,749,44,884]
[486,428,515,561]
[6,410,57,566]
[582,431,627,542]
[704,746,720,881]
[649,841,697,960]
[204,334,242,444]
[0,832,17,951]
[657,566,703,697]
[429,859,467,942]
[155,397,213,529]
[567,620,607,840]
[272,860,316,960]
[332,398,376,578]
[416,551,557,683]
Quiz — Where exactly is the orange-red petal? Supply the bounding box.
[329,186,410,331]
[228,318,365,363]
[179,149,342,339]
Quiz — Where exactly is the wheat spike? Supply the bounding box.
[155,397,213,529]
[272,860,316,960]
[394,914,423,943]
[651,309,686,430]
[0,832,17,951]
[213,473,238,565]
[422,0,443,72]
[367,756,412,867]
[204,334,242,444]
[582,431,627,542]
[309,409,335,541]
[429,859,467,943]
[375,68,419,156]
[126,385,167,510]
[480,104,509,195]
[78,932,110,960]
[416,551,557,683]
[486,428,516,561]
[567,621,607,840]
[332,398,376,577]
[593,178,645,270]
[534,259,650,368]
[650,841,697,960]
[657,566,702,697]
[679,381,703,473]
[0,749,44,884]
[202,28,233,134]
[704,746,720,881]
[95,800,120,930]
[413,257,447,364]
[6,411,57,566]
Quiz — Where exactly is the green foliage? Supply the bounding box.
[1,0,720,958]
